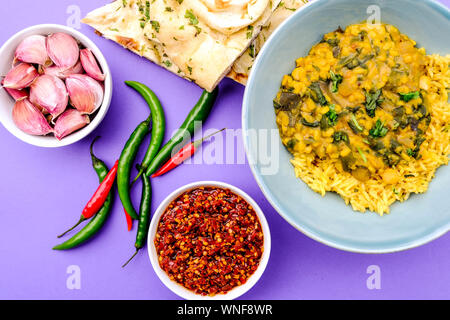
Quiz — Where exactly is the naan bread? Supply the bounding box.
[82,1,186,78]
[228,0,309,85]
[189,0,270,35]
[148,0,281,91]
[83,0,280,91]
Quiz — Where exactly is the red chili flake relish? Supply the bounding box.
[154,187,264,296]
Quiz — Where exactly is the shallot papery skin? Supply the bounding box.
[80,48,105,81]
[12,99,53,136]
[1,79,28,101]
[66,74,104,114]
[29,74,69,119]
[2,63,38,89]
[43,60,84,79]
[46,33,80,69]
[15,35,51,66]
[54,109,90,140]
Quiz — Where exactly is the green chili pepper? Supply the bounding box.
[145,88,219,177]
[125,81,166,183]
[53,137,113,250]
[118,116,152,220]
[122,173,152,267]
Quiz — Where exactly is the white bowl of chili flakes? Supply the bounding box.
[148,181,271,300]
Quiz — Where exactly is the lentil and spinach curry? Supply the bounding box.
[274,23,450,214]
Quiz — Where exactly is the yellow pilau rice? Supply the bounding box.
[290,54,449,215]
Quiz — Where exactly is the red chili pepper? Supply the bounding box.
[58,160,119,238]
[124,209,133,231]
[151,129,225,178]
[82,160,119,219]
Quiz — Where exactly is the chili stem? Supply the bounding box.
[57,217,85,238]
[122,249,139,268]
[132,170,144,184]
[90,136,101,158]
[193,128,226,147]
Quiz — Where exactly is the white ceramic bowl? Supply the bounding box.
[148,181,271,300]
[0,24,112,148]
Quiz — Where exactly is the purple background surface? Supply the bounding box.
[1,0,449,300]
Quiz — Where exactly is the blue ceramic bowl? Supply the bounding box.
[242,0,450,253]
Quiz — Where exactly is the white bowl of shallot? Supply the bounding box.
[0,24,112,147]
